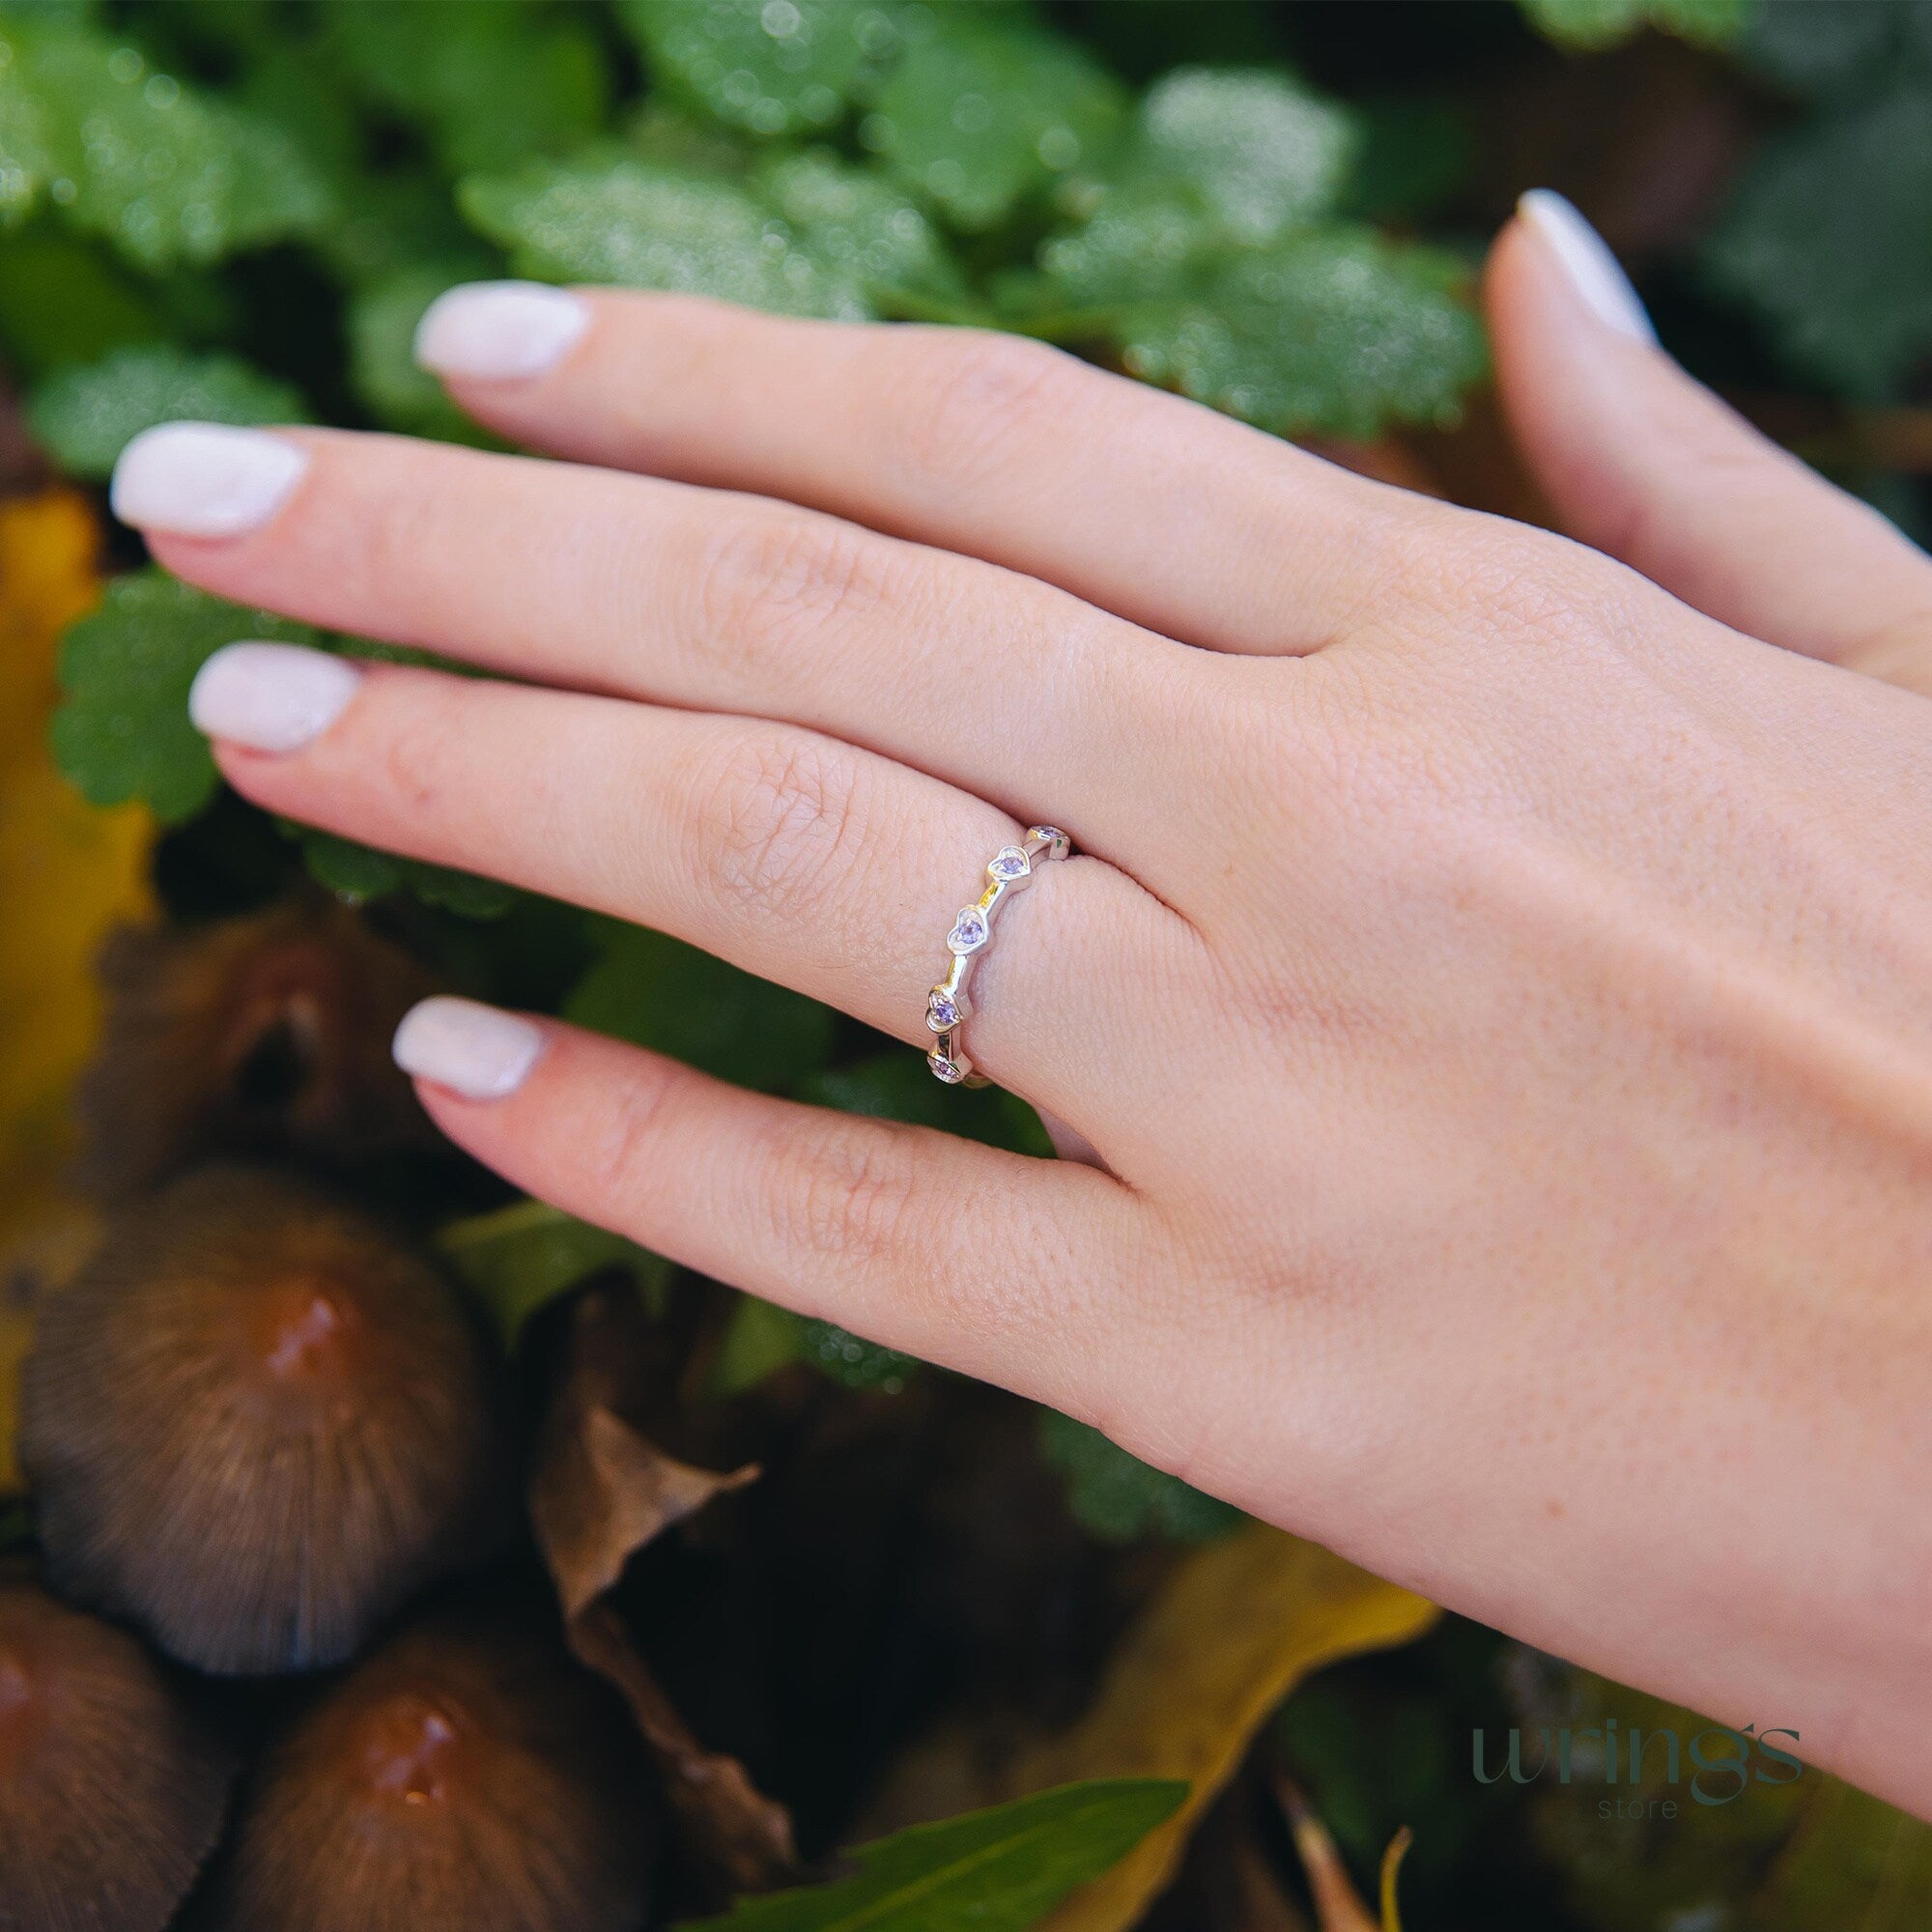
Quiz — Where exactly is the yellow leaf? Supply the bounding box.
[0,488,148,1494]
[1009,1525,1437,1932]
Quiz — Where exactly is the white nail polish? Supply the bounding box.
[188,641,362,753]
[110,422,309,538]
[1518,189,1658,345]
[393,998,546,1101]
[413,281,590,380]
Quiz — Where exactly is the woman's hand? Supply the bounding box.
[110,194,1932,1812]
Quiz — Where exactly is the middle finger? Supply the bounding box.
[120,424,1201,892]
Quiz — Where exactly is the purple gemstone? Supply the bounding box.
[947,907,988,953]
[988,845,1029,882]
[928,1051,964,1085]
[927,990,959,1031]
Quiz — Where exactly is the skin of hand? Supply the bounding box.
[107,194,1932,1815]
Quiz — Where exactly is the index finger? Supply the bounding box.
[415,286,1415,656]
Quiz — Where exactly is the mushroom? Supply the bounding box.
[20,1164,501,1673]
[0,1579,233,1932]
[216,1605,653,1931]
[76,895,439,1201]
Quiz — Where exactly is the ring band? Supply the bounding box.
[924,825,1070,1086]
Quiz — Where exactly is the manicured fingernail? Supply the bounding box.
[110,422,309,537]
[1517,189,1657,345]
[413,281,590,380]
[394,997,545,1101]
[188,641,362,753]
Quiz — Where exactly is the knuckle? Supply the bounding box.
[890,328,1088,491]
[694,509,894,687]
[1388,512,1611,648]
[690,727,868,926]
[373,687,463,817]
[765,1116,923,1268]
[336,471,441,607]
[585,1066,682,1202]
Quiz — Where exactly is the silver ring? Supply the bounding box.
[924,826,1070,1086]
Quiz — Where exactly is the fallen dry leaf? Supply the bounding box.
[528,1285,797,1894]
[1007,1525,1437,1932]
[0,489,146,1494]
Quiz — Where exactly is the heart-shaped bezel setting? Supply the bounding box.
[986,844,1031,884]
[946,906,990,954]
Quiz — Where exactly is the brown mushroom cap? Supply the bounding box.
[77,895,439,1201]
[0,1581,233,1932]
[216,1608,653,1932]
[19,1165,500,1674]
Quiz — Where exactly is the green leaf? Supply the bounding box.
[28,342,308,478]
[49,571,517,919]
[1346,97,1475,224]
[323,0,610,176]
[564,923,837,1092]
[622,0,899,139]
[1703,82,1932,399]
[1096,67,1357,247]
[1037,1410,1244,1547]
[712,1293,918,1396]
[796,1051,1052,1155]
[50,569,321,822]
[0,232,160,378]
[859,8,1128,232]
[753,147,963,305]
[678,1778,1188,1932]
[0,24,57,232]
[312,166,488,288]
[345,258,499,438]
[1024,66,1361,314]
[1739,0,1928,100]
[1108,229,1486,439]
[233,37,363,185]
[1518,0,1750,50]
[712,1293,809,1394]
[460,152,870,318]
[797,1317,914,1391]
[296,830,518,920]
[0,13,331,266]
[438,1196,669,1350]
[1010,70,1479,442]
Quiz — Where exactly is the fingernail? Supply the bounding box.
[188,641,362,753]
[413,281,590,380]
[110,422,309,537]
[1517,189,1658,345]
[394,998,545,1101]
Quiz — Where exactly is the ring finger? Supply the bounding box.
[190,649,1195,1133]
